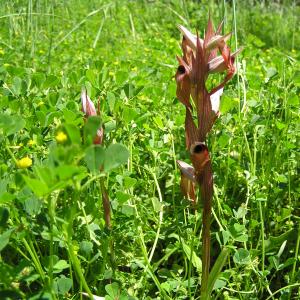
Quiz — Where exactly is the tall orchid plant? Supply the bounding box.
[175,18,242,297]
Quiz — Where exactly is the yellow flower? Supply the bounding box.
[16,157,32,169]
[55,131,67,143]
[27,139,36,147]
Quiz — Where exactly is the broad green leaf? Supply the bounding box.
[86,69,98,88]
[53,260,70,271]
[80,240,93,257]
[55,276,72,295]
[103,144,129,172]
[233,248,250,265]
[220,95,238,114]
[0,228,14,251]
[43,74,59,89]
[23,176,48,197]
[0,113,25,136]
[105,282,120,298]
[123,177,137,189]
[213,279,227,290]
[12,76,22,95]
[105,282,128,300]
[181,241,202,273]
[24,197,41,216]
[107,92,116,112]
[64,123,81,144]
[85,145,105,173]
[116,191,131,203]
[55,165,84,181]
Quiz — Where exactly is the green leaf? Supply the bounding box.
[103,144,129,172]
[12,76,22,95]
[53,260,70,271]
[80,241,93,257]
[64,124,81,144]
[206,247,229,296]
[0,113,25,136]
[85,145,105,173]
[55,165,85,181]
[122,107,138,122]
[86,69,98,88]
[181,241,202,273]
[213,279,227,290]
[0,207,9,227]
[105,282,120,298]
[43,74,59,89]
[56,276,72,295]
[116,191,131,203]
[123,177,137,189]
[23,176,49,197]
[218,133,230,148]
[0,228,14,251]
[220,95,238,114]
[233,248,250,265]
[107,92,116,112]
[24,197,42,216]
[105,282,128,299]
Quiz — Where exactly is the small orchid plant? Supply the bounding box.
[175,18,242,297]
[81,89,111,229]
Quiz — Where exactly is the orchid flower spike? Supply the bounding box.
[81,89,97,117]
[80,89,103,145]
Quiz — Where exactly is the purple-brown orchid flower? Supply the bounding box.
[175,17,242,295]
[81,89,104,145]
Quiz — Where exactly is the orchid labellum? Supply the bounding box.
[175,17,242,295]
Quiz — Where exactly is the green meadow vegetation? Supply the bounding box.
[0,0,299,299]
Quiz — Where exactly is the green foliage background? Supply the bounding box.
[0,0,299,299]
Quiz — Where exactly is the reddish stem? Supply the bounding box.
[199,159,213,294]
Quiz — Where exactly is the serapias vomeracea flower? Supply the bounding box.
[81,89,104,145]
[175,18,242,202]
[175,17,242,293]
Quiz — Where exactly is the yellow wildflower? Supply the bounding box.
[27,139,36,147]
[55,131,67,143]
[16,157,32,169]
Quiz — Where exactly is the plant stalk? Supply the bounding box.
[100,177,111,230]
[199,160,213,298]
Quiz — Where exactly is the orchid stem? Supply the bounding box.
[199,159,213,299]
